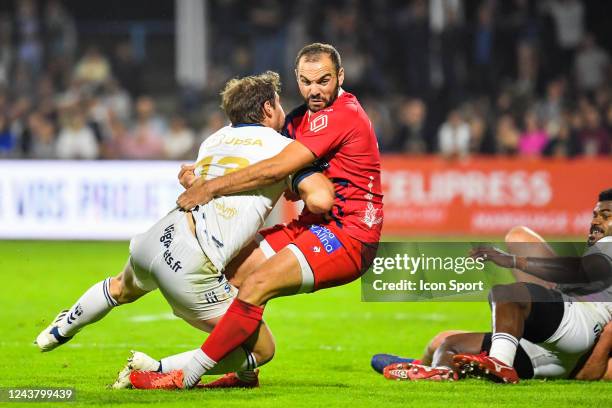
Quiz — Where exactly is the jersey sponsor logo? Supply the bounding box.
[214,202,238,219]
[206,134,263,149]
[309,114,328,133]
[163,249,183,272]
[223,137,263,146]
[159,224,175,249]
[309,224,342,254]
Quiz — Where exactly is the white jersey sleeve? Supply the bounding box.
[190,124,293,272]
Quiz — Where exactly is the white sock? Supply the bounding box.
[161,346,257,374]
[182,349,216,388]
[489,332,519,366]
[57,278,118,338]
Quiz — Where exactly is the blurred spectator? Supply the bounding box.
[495,114,520,154]
[396,0,431,97]
[396,99,428,153]
[29,115,56,159]
[16,0,43,77]
[133,96,166,136]
[120,96,165,159]
[112,41,143,97]
[0,114,15,156]
[468,114,495,154]
[470,2,496,96]
[547,0,584,74]
[164,115,195,160]
[438,109,470,157]
[44,0,77,61]
[199,109,226,143]
[536,78,566,125]
[249,0,286,75]
[0,14,12,87]
[74,46,111,87]
[579,106,611,156]
[363,98,394,153]
[518,110,549,156]
[574,34,610,93]
[102,79,132,122]
[543,121,581,157]
[514,41,538,98]
[56,109,99,159]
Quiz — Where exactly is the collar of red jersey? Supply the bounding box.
[307,88,345,120]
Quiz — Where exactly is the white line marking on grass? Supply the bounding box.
[271,310,448,322]
[126,313,178,323]
[392,312,447,321]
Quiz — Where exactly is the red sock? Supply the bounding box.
[201,298,264,362]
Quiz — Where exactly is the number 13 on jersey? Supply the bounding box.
[195,155,251,179]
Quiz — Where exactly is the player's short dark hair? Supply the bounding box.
[220,71,281,125]
[599,188,612,202]
[295,43,342,74]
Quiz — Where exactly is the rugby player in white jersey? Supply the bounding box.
[35,71,334,387]
[379,188,612,383]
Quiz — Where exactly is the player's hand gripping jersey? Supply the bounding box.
[282,90,384,244]
[191,124,292,272]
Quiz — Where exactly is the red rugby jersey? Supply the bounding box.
[283,90,384,244]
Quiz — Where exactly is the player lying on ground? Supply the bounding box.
[373,323,612,382]
[128,42,384,389]
[375,188,612,384]
[35,71,335,388]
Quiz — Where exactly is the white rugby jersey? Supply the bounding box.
[190,124,292,272]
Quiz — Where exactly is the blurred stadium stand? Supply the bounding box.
[0,0,611,161]
[0,0,611,240]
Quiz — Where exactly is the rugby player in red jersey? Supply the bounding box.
[130,43,384,389]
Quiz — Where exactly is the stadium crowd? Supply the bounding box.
[0,0,610,160]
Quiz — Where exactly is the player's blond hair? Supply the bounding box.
[220,71,281,125]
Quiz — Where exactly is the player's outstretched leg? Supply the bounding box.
[125,320,275,389]
[35,261,149,352]
[130,247,303,389]
[452,283,531,384]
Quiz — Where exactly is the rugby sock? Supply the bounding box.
[489,332,519,366]
[57,278,118,338]
[182,299,264,388]
[201,298,265,362]
[182,348,216,387]
[160,346,257,375]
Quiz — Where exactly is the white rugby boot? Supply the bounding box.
[35,310,72,352]
[111,350,161,389]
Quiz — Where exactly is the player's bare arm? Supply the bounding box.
[574,322,612,380]
[470,246,611,285]
[177,141,316,210]
[295,172,334,214]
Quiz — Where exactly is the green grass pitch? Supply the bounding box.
[1,241,610,407]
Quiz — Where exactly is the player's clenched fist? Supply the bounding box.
[178,163,197,189]
[176,178,214,210]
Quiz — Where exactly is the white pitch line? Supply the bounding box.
[126,313,179,323]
